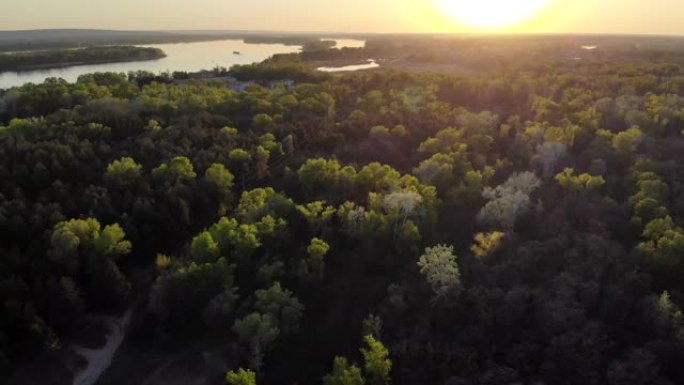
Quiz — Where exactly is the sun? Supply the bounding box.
[436,0,550,29]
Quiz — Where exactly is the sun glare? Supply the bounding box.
[436,0,550,29]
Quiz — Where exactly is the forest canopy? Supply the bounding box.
[2,35,684,385]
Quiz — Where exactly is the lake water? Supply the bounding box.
[318,59,379,72]
[0,38,366,89]
[327,39,366,49]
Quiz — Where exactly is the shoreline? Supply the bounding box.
[0,46,168,73]
[2,55,168,73]
[306,58,375,67]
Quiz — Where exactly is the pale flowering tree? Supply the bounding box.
[383,189,424,240]
[347,206,368,227]
[384,189,423,217]
[417,244,461,304]
[478,190,532,231]
[412,153,454,186]
[478,172,541,231]
[496,171,542,196]
[534,141,567,179]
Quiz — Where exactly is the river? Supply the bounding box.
[0,38,366,89]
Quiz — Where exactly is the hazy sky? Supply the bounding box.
[1,0,682,35]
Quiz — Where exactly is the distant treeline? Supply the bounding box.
[242,36,323,46]
[0,46,166,72]
[0,30,368,52]
[0,31,239,52]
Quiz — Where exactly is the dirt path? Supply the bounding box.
[72,310,132,385]
[140,347,202,385]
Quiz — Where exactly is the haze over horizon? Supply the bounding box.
[1,0,683,36]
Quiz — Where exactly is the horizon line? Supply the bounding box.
[1,28,684,39]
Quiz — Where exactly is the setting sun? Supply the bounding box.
[436,0,550,29]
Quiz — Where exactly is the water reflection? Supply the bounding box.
[317,59,379,72]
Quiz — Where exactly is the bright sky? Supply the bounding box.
[1,0,682,35]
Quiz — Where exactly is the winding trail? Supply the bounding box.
[72,310,132,385]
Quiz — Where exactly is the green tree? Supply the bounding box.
[361,335,391,385]
[397,220,421,252]
[104,157,142,187]
[205,163,236,214]
[233,312,280,346]
[356,163,401,195]
[255,215,288,244]
[296,201,336,233]
[254,282,304,335]
[230,148,252,162]
[656,291,684,336]
[390,125,407,137]
[612,126,643,155]
[236,187,294,223]
[301,237,330,279]
[259,133,283,155]
[369,125,390,139]
[324,357,366,385]
[470,231,505,258]
[629,171,669,225]
[146,119,162,131]
[208,217,261,259]
[205,163,235,192]
[255,146,270,179]
[226,368,257,385]
[282,134,295,155]
[221,126,239,138]
[49,218,132,307]
[189,231,220,263]
[554,168,605,192]
[50,218,131,272]
[253,113,274,130]
[169,156,197,180]
[233,312,280,372]
[638,216,684,271]
[150,258,234,330]
[153,156,197,182]
[298,158,342,195]
[417,127,465,156]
